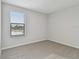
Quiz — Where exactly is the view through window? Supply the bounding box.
[10,11,25,36]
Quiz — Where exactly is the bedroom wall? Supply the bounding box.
[48,6,79,48]
[2,3,47,50]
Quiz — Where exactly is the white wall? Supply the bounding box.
[2,3,47,49]
[48,6,79,48]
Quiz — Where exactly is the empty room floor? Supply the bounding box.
[2,40,79,59]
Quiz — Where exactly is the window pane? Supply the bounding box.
[10,11,25,36]
[10,11,24,23]
[10,23,25,36]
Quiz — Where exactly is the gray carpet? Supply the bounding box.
[2,40,79,59]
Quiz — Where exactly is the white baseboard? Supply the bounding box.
[49,39,79,49]
[2,38,47,50]
[2,38,78,50]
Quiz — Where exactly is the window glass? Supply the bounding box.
[10,11,25,36]
[10,11,24,23]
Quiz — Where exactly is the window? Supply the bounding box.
[10,11,25,36]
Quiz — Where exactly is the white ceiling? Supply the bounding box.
[2,0,79,14]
